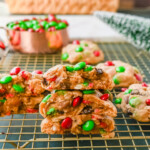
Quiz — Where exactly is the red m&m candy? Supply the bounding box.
[72,40,80,45]
[142,82,148,87]
[10,67,21,75]
[100,122,107,128]
[62,20,69,26]
[26,108,38,113]
[93,51,100,57]
[28,28,34,32]
[36,28,44,33]
[14,26,20,31]
[49,76,57,82]
[20,71,29,80]
[32,70,43,74]
[0,41,5,50]
[100,94,109,100]
[61,117,72,129]
[48,14,57,22]
[72,96,82,107]
[121,88,127,92]
[82,100,91,104]
[146,99,150,105]
[104,61,114,66]
[134,74,142,82]
[48,27,56,32]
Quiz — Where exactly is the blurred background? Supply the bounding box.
[0,0,150,46]
[0,0,150,17]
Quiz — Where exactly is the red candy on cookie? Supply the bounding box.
[72,40,80,45]
[104,61,114,66]
[142,82,148,87]
[100,122,107,128]
[121,88,127,92]
[21,71,30,80]
[146,99,150,105]
[32,70,43,74]
[134,74,142,82]
[93,51,100,57]
[100,94,109,101]
[72,97,82,107]
[10,67,21,75]
[61,117,72,129]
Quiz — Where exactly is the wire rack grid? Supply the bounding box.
[0,42,150,150]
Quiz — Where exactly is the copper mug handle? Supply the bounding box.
[0,27,10,57]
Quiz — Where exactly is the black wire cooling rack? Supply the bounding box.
[0,42,150,150]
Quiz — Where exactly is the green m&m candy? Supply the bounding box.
[116,66,125,73]
[49,21,58,27]
[55,90,66,95]
[33,24,41,31]
[113,75,120,85]
[55,22,67,30]
[42,94,51,103]
[31,20,39,25]
[99,128,106,134]
[47,107,56,115]
[41,21,48,28]
[7,22,15,29]
[129,97,141,107]
[84,66,93,72]
[13,84,24,93]
[0,76,12,84]
[25,21,33,28]
[75,46,84,52]
[115,98,122,104]
[0,98,6,103]
[124,89,132,95]
[81,43,88,47]
[82,120,95,131]
[19,23,28,30]
[61,53,69,60]
[66,66,74,72]
[74,62,86,71]
[83,81,89,87]
[83,90,95,94]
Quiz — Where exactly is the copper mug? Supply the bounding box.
[0,26,69,53]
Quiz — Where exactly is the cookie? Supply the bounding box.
[96,60,143,87]
[61,40,104,64]
[0,67,45,116]
[42,63,114,91]
[40,90,116,137]
[0,67,45,96]
[40,90,116,118]
[41,115,115,138]
[115,83,150,122]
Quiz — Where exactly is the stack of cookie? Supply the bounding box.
[40,62,117,137]
[0,67,45,116]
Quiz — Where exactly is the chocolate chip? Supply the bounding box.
[80,106,93,114]
[127,111,133,115]
[131,89,139,95]
[57,110,64,114]
[42,78,48,85]
[95,68,103,74]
